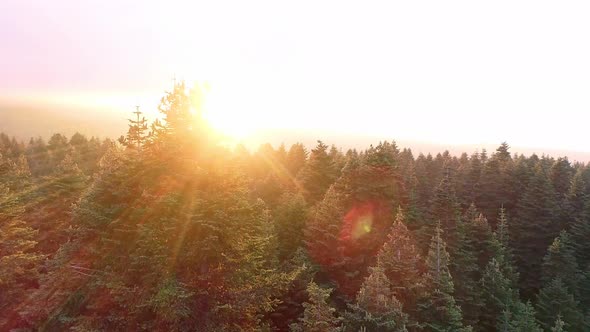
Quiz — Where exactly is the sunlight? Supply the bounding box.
[197,83,258,140]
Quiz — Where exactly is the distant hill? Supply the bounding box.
[0,99,126,141]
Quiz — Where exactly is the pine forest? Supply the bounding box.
[2,83,590,332]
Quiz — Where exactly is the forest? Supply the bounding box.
[1,82,590,332]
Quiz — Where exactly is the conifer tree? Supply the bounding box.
[0,175,44,310]
[69,132,88,146]
[470,213,494,268]
[452,204,481,327]
[424,168,461,254]
[119,106,149,152]
[564,169,587,227]
[150,81,211,155]
[479,258,518,331]
[570,198,590,268]
[536,278,586,331]
[552,316,565,332]
[492,207,519,286]
[0,153,31,191]
[498,301,542,332]
[306,143,403,299]
[456,152,476,208]
[286,143,307,177]
[414,153,438,211]
[298,140,339,203]
[417,223,470,331]
[344,265,408,332]
[512,165,559,298]
[274,193,308,261]
[542,231,582,296]
[0,218,44,308]
[496,206,510,250]
[550,157,574,198]
[276,143,288,166]
[290,282,342,332]
[375,208,422,322]
[304,186,347,286]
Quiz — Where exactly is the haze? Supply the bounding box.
[1,0,590,157]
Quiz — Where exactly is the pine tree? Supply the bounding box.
[290,282,342,332]
[286,143,307,177]
[119,106,149,152]
[498,301,542,332]
[493,207,519,286]
[150,81,212,155]
[496,206,510,250]
[536,278,586,331]
[452,205,482,328]
[579,265,590,310]
[552,316,565,332]
[304,186,347,285]
[0,176,44,310]
[344,265,408,331]
[417,223,470,331]
[512,165,559,298]
[333,141,402,207]
[476,143,517,227]
[274,193,308,261]
[375,208,422,322]
[0,219,44,308]
[542,231,582,296]
[479,258,518,331]
[564,169,587,228]
[0,153,31,191]
[306,143,403,299]
[570,198,590,268]
[456,152,482,209]
[424,168,461,254]
[298,140,339,203]
[414,153,438,212]
[470,213,494,268]
[550,157,573,198]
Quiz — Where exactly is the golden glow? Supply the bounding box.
[196,83,259,140]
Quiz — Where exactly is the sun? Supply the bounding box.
[193,82,257,141]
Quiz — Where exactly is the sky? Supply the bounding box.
[1,0,590,153]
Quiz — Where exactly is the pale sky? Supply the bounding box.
[1,1,590,152]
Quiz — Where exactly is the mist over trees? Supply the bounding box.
[1,82,590,331]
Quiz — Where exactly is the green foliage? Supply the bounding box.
[498,301,542,332]
[0,160,44,323]
[552,315,565,332]
[570,198,590,268]
[542,231,582,296]
[290,282,342,332]
[5,82,590,330]
[425,167,461,255]
[536,278,586,331]
[119,107,150,152]
[0,219,44,306]
[286,143,307,177]
[297,140,339,203]
[512,165,559,298]
[344,265,408,332]
[274,193,308,261]
[453,204,494,327]
[375,208,422,322]
[479,258,518,331]
[418,223,470,331]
